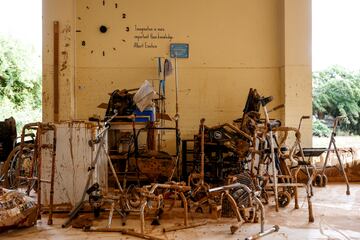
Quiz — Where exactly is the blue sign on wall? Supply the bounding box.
[170,43,189,58]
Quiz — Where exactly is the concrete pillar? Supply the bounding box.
[281,0,312,147]
[42,0,76,122]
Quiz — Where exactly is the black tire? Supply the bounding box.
[93,207,101,218]
[2,144,36,192]
[314,174,323,187]
[126,185,141,209]
[322,175,328,187]
[222,172,256,218]
[278,191,291,208]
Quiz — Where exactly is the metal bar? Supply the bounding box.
[149,183,191,193]
[294,186,299,209]
[140,200,147,234]
[16,176,51,183]
[332,140,350,195]
[84,227,164,240]
[273,183,307,187]
[108,201,115,228]
[53,21,59,122]
[320,134,333,175]
[174,57,180,181]
[269,130,278,211]
[225,191,243,234]
[179,192,188,226]
[262,104,278,211]
[48,124,57,225]
[253,195,265,233]
[163,220,207,232]
[307,192,314,222]
[245,225,280,240]
[200,119,205,184]
[209,182,252,193]
[36,125,42,220]
[101,142,123,193]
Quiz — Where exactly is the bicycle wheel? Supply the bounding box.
[2,144,37,192]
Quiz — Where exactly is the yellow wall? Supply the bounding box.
[43,0,312,146]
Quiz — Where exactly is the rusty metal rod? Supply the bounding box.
[149,183,191,193]
[307,190,314,223]
[47,124,57,225]
[179,192,188,226]
[253,194,265,233]
[225,191,244,234]
[108,201,115,228]
[262,103,279,212]
[200,118,205,184]
[17,176,51,183]
[273,183,308,187]
[140,200,147,234]
[84,227,164,240]
[163,220,207,232]
[245,225,280,240]
[53,21,59,122]
[36,125,42,220]
[209,182,252,193]
[101,141,123,193]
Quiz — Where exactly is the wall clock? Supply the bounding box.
[76,0,129,57]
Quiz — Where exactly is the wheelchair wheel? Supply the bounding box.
[321,175,328,187]
[278,191,291,208]
[314,174,323,187]
[2,144,37,193]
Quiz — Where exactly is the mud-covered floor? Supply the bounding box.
[1,183,360,240]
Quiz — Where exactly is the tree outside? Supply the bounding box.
[312,65,360,146]
[0,35,42,132]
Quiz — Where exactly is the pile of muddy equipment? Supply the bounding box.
[0,87,351,240]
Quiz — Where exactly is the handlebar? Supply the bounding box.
[298,115,311,130]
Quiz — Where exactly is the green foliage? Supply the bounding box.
[313,66,360,134]
[0,35,41,110]
[312,119,331,137]
[0,98,41,135]
[0,35,41,133]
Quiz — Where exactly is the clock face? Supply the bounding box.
[76,0,129,58]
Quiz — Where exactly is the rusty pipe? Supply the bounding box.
[306,184,314,223]
[36,125,42,220]
[209,182,252,194]
[224,191,243,234]
[140,200,147,234]
[253,194,265,233]
[245,225,280,240]
[200,118,205,184]
[149,183,191,194]
[84,227,164,240]
[47,124,56,225]
[163,220,207,232]
[103,141,123,193]
[179,192,188,226]
[18,123,40,190]
[108,201,115,228]
[221,123,253,141]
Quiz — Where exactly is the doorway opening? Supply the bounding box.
[0,0,42,132]
[312,0,360,148]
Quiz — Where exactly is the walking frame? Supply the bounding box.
[317,116,350,195]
